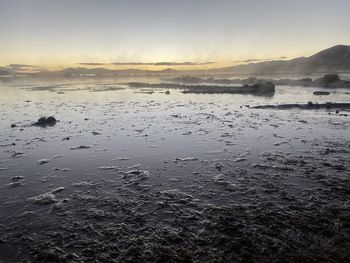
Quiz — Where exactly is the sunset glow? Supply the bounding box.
[1,0,350,71]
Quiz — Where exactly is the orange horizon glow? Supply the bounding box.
[2,0,350,74]
[1,53,310,73]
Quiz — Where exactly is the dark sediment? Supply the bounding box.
[313,91,330,95]
[128,82,275,96]
[182,82,275,96]
[1,166,350,262]
[251,102,350,110]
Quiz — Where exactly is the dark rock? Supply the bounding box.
[33,116,57,127]
[301,78,312,82]
[313,91,330,96]
[313,74,350,88]
[316,74,340,84]
[252,82,275,95]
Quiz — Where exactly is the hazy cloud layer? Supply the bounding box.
[6,64,39,70]
[0,64,44,73]
[79,62,214,66]
[235,57,287,63]
[79,63,106,66]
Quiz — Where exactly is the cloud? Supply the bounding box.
[3,64,44,73]
[235,59,265,63]
[235,56,287,63]
[151,62,214,66]
[79,63,106,66]
[79,61,215,66]
[6,64,39,70]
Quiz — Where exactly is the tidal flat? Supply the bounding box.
[0,76,350,262]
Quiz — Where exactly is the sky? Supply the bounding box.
[1,0,350,70]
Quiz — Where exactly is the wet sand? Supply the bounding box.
[0,78,350,262]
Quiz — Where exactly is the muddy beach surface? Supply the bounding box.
[0,77,350,262]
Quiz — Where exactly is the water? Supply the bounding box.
[0,77,349,262]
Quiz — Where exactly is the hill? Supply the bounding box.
[216,45,350,74]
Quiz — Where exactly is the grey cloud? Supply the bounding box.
[6,64,39,70]
[235,56,287,63]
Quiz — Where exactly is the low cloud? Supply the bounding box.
[235,56,287,63]
[6,64,39,70]
[235,59,265,63]
[79,61,214,66]
[79,63,106,66]
[2,64,43,73]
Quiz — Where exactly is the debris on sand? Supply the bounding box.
[6,181,24,188]
[33,116,57,127]
[10,123,17,128]
[91,86,125,92]
[122,170,150,184]
[115,157,131,161]
[36,155,62,165]
[174,157,199,163]
[29,192,57,204]
[29,187,65,204]
[51,198,69,210]
[53,167,70,172]
[127,164,141,169]
[37,158,50,165]
[51,187,65,194]
[70,145,91,150]
[252,102,350,110]
[313,91,330,96]
[233,157,247,162]
[274,140,290,146]
[123,169,138,175]
[11,176,24,181]
[98,166,120,171]
[213,174,237,190]
[72,181,96,188]
[11,151,26,158]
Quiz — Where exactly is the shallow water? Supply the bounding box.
[0,77,350,262]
